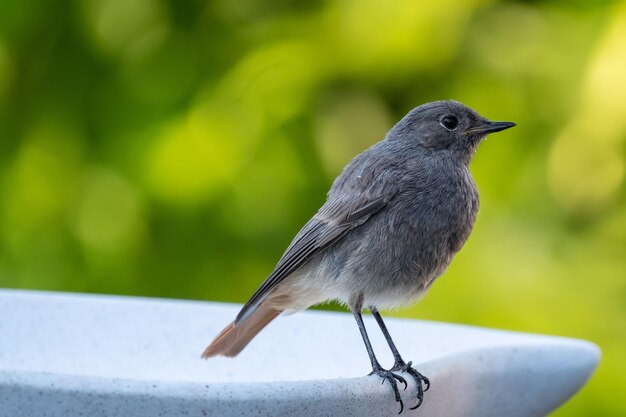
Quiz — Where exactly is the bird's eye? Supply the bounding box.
[440,115,459,131]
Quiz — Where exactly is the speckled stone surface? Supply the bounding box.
[0,290,599,417]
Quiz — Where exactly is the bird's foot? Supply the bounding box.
[369,367,407,414]
[391,360,430,410]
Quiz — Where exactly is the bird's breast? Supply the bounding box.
[362,167,478,289]
[311,163,481,309]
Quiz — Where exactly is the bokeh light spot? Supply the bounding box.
[330,0,471,79]
[2,122,82,247]
[72,169,144,253]
[81,0,168,58]
[548,4,626,213]
[144,100,261,205]
[314,90,391,174]
[221,40,328,124]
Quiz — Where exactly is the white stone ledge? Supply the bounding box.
[0,290,599,416]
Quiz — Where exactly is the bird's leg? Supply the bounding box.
[352,308,406,414]
[370,306,430,410]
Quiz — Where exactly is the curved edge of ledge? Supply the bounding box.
[0,337,600,417]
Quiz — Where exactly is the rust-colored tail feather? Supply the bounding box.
[202,302,282,358]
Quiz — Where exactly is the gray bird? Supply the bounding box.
[202,100,515,413]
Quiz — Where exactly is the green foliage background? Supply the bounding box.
[1,0,625,415]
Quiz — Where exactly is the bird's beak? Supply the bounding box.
[465,121,516,136]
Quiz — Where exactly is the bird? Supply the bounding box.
[201,100,515,413]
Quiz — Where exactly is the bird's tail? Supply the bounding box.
[201,301,282,358]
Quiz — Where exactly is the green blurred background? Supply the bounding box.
[1,0,624,415]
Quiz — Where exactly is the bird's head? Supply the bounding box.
[387,100,516,163]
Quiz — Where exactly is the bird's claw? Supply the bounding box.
[369,368,406,414]
[391,360,430,410]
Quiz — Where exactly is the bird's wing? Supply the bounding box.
[234,192,395,324]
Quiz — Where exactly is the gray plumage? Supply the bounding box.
[234,100,504,322]
[203,99,515,411]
